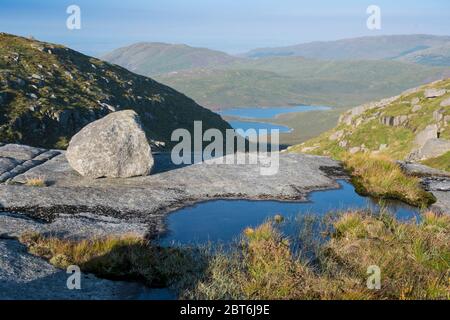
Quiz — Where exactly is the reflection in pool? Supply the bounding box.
[158,180,419,246]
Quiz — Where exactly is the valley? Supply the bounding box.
[103,36,450,146]
[219,105,334,145]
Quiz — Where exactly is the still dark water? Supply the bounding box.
[137,180,419,300]
[158,180,419,246]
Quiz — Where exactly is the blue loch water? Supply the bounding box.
[220,105,331,119]
[228,120,292,134]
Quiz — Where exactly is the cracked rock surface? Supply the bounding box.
[0,144,345,226]
[398,161,450,213]
[0,143,347,300]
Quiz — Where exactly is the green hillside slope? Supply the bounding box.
[0,33,231,149]
[398,43,450,66]
[102,42,240,76]
[290,79,450,172]
[243,35,450,64]
[155,57,450,109]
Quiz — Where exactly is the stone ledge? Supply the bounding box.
[0,144,344,223]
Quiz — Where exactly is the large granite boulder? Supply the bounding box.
[66,110,153,178]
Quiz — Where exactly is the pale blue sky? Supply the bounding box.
[1,0,449,56]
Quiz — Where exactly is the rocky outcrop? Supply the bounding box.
[329,130,344,141]
[414,124,439,148]
[0,144,60,183]
[66,111,154,178]
[398,161,450,178]
[411,105,422,112]
[349,147,361,154]
[441,97,450,107]
[380,115,408,127]
[398,161,450,214]
[411,97,420,105]
[338,95,399,126]
[407,123,450,161]
[408,138,450,161]
[424,88,447,98]
[0,211,149,240]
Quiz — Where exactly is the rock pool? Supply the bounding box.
[158,180,419,246]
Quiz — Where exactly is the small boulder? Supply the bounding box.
[424,88,446,99]
[411,105,422,112]
[411,97,420,105]
[410,138,450,161]
[329,130,344,141]
[66,110,153,178]
[433,109,444,122]
[440,97,450,107]
[349,147,361,154]
[414,124,438,148]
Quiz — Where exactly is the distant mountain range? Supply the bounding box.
[242,35,450,65]
[155,57,450,110]
[397,43,450,66]
[0,33,231,149]
[101,42,240,76]
[103,35,450,110]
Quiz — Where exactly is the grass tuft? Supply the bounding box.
[19,211,450,300]
[24,176,47,187]
[343,153,436,207]
[185,211,449,300]
[19,233,204,288]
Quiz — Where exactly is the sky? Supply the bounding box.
[1,0,449,56]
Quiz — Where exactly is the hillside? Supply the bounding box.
[0,33,231,149]
[398,43,450,66]
[102,42,240,76]
[290,79,450,171]
[155,57,450,109]
[243,35,450,65]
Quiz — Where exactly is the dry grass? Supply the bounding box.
[20,211,449,300]
[343,153,436,207]
[322,211,450,299]
[24,176,47,187]
[184,211,450,300]
[19,233,204,287]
